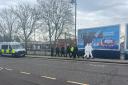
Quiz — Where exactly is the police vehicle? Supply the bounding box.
[0,42,26,57]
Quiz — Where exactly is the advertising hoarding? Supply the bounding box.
[77,25,120,50]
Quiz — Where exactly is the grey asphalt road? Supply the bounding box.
[0,69,73,85]
[0,57,128,85]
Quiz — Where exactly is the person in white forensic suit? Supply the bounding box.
[88,43,93,59]
[83,43,89,59]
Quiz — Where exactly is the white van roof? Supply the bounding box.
[0,42,21,45]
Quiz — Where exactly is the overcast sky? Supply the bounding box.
[0,0,128,29]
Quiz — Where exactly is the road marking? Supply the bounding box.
[67,81,89,85]
[5,68,13,71]
[0,67,3,71]
[41,76,56,80]
[89,64,105,67]
[20,72,31,75]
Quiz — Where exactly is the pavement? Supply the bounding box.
[26,55,128,64]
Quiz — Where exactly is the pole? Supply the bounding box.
[34,29,36,55]
[74,0,77,44]
[70,0,77,44]
[65,32,67,48]
[34,29,36,41]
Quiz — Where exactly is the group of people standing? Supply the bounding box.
[51,45,78,59]
[51,43,94,59]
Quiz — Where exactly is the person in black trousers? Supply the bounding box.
[73,45,78,59]
[66,45,71,57]
[70,45,74,58]
[51,46,54,56]
[55,46,60,57]
[61,46,65,57]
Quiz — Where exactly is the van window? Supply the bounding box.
[11,45,23,49]
[2,45,8,49]
[9,45,12,50]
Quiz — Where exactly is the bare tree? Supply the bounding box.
[0,8,18,42]
[37,0,73,47]
[12,3,40,53]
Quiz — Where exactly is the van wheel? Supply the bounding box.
[21,54,25,57]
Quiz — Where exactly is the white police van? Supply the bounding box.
[0,42,26,57]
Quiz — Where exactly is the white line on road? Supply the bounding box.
[67,81,89,85]
[5,68,13,71]
[0,67,3,71]
[41,76,56,80]
[20,72,31,75]
[89,64,105,67]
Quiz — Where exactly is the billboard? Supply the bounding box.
[77,25,120,50]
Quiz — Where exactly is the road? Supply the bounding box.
[0,57,128,85]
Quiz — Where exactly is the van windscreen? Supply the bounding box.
[2,45,8,49]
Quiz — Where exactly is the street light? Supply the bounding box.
[71,0,77,44]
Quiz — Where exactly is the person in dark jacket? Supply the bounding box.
[66,45,71,57]
[51,46,54,56]
[55,46,60,57]
[61,46,65,57]
[73,45,78,59]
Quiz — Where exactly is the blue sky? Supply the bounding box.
[0,0,128,29]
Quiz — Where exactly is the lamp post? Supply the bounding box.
[71,0,77,44]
